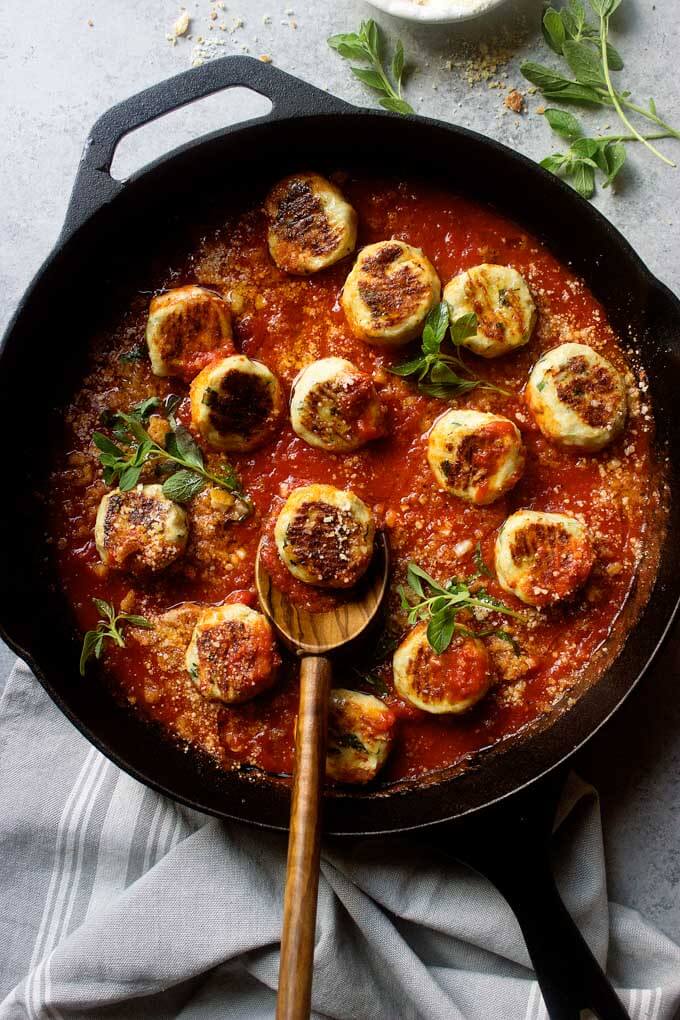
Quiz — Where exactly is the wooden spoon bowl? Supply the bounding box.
[256,532,390,656]
[255,532,390,1020]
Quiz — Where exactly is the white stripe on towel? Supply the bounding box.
[27,748,110,1020]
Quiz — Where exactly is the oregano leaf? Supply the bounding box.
[562,39,606,87]
[541,153,568,174]
[161,469,206,503]
[427,609,456,654]
[388,355,428,377]
[422,302,450,354]
[571,160,596,198]
[379,97,414,115]
[351,66,385,91]
[449,312,478,346]
[392,38,404,84]
[543,9,566,54]
[544,108,584,141]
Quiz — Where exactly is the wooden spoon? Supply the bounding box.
[255,533,390,1020]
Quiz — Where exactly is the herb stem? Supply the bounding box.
[414,592,523,620]
[595,130,675,143]
[591,88,680,139]
[616,100,680,141]
[465,598,525,619]
[599,15,676,167]
[438,353,511,396]
[160,447,233,493]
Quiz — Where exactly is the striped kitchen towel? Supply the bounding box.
[1,659,679,1020]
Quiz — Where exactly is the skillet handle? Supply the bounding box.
[61,56,352,240]
[431,772,630,1020]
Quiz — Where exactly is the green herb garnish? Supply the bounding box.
[399,562,523,655]
[522,0,679,198]
[100,396,160,440]
[131,395,162,419]
[328,19,413,115]
[93,405,252,512]
[80,598,153,676]
[389,302,509,400]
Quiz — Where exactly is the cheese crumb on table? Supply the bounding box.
[172,10,191,38]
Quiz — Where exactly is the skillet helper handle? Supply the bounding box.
[62,55,351,240]
[439,774,629,1020]
[277,655,332,1020]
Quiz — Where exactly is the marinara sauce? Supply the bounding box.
[47,175,661,783]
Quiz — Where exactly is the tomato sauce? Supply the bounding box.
[47,175,661,784]
[424,637,490,703]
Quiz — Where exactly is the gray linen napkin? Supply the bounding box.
[1,659,678,1020]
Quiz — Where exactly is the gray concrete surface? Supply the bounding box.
[2,0,680,943]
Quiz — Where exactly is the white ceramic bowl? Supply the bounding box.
[364,0,511,24]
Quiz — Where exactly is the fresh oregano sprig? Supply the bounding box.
[80,598,153,676]
[522,0,679,190]
[328,19,413,115]
[540,108,627,197]
[389,302,509,400]
[93,402,251,512]
[399,562,523,655]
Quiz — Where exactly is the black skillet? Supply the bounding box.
[1,57,679,1020]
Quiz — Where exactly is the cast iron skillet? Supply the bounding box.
[2,57,679,1020]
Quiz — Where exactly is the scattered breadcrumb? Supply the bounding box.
[191,37,228,65]
[504,89,525,114]
[173,10,191,38]
[443,22,528,88]
[259,54,273,63]
[87,18,94,27]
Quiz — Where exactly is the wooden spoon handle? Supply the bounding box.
[276,654,332,1020]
